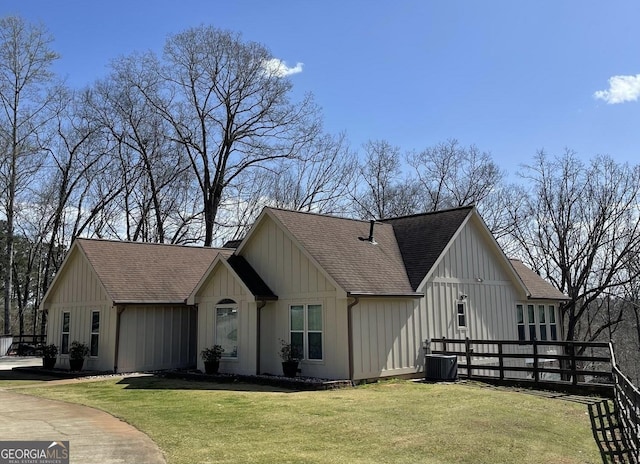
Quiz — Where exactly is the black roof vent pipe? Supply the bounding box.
[359,220,377,245]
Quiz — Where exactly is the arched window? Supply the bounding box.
[216,299,238,358]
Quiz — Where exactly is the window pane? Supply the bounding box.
[290,305,304,331]
[516,305,524,324]
[216,307,238,358]
[90,334,99,357]
[527,305,535,324]
[308,332,322,360]
[529,325,536,340]
[458,314,466,327]
[539,325,547,341]
[518,325,526,341]
[92,312,100,332]
[538,305,546,323]
[291,332,304,359]
[61,334,69,354]
[62,313,70,332]
[308,305,322,331]
[550,324,558,341]
[549,306,556,324]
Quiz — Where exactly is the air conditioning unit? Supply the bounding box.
[425,354,458,381]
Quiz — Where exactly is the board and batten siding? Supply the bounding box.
[45,249,115,371]
[194,262,257,376]
[351,298,426,381]
[117,305,196,372]
[422,215,525,343]
[241,215,348,379]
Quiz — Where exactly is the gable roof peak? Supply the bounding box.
[379,204,475,222]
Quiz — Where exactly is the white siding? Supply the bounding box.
[351,298,425,380]
[117,305,196,372]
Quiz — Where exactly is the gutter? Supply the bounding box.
[347,292,423,299]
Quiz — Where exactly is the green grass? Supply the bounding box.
[16,377,600,464]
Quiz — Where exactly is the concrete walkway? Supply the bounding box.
[0,372,166,464]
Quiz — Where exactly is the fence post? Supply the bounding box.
[532,339,539,384]
[424,339,431,355]
[442,337,447,354]
[465,337,472,379]
[569,342,578,386]
[498,342,504,380]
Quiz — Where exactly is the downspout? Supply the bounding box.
[113,306,126,373]
[256,300,267,375]
[347,296,360,381]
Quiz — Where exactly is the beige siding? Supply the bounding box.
[422,216,524,343]
[117,305,196,372]
[351,298,425,380]
[47,303,114,371]
[194,263,257,375]
[259,297,348,380]
[242,217,336,298]
[240,215,348,380]
[45,249,115,371]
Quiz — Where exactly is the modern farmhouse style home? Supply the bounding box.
[41,206,565,380]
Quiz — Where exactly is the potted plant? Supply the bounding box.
[69,341,89,371]
[279,339,302,377]
[201,345,224,374]
[42,344,58,370]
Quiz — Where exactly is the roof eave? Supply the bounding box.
[347,291,424,299]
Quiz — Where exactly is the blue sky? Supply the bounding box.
[2,0,639,177]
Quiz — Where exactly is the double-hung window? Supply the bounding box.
[90,311,100,356]
[61,312,70,354]
[456,301,467,329]
[290,304,323,360]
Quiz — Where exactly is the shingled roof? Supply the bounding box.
[76,239,231,304]
[381,206,473,290]
[267,208,417,295]
[509,259,567,300]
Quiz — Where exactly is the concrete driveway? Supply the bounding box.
[0,360,166,464]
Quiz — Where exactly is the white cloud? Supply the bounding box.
[594,74,640,104]
[261,58,304,77]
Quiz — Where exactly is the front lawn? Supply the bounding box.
[17,377,600,464]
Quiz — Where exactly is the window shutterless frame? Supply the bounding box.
[61,311,70,354]
[90,310,100,357]
[289,304,323,361]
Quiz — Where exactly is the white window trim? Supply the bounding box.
[61,311,70,355]
[90,310,100,357]
[456,300,467,331]
[289,303,324,362]
[216,302,239,360]
[517,303,559,341]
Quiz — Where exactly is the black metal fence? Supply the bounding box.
[610,342,640,463]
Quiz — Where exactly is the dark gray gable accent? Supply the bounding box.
[227,255,277,300]
[382,206,473,290]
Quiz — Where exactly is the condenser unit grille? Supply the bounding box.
[425,354,458,381]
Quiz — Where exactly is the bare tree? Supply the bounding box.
[88,71,198,244]
[0,16,59,334]
[408,139,504,211]
[353,139,421,220]
[508,150,640,350]
[119,26,320,246]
